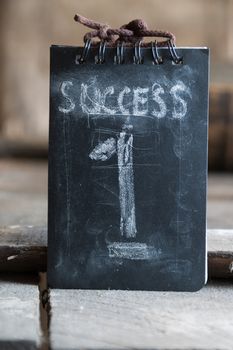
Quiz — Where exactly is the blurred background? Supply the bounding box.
[0,0,232,234]
[0,0,233,171]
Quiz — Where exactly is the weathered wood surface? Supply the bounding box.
[0,159,47,226]
[49,281,233,350]
[208,85,233,171]
[0,160,232,348]
[0,274,41,349]
[0,225,232,279]
[208,229,233,278]
[208,173,233,228]
[0,225,47,272]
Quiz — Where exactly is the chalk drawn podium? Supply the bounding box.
[89,122,161,261]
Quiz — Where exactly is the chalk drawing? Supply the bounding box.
[89,123,137,238]
[117,124,137,238]
[89,137,116,161]
[88,123,162,260]
[108,242,161,260]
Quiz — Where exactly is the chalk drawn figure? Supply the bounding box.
[89,123,160,260]
[117,124,137,238]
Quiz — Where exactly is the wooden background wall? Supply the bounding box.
[0,0,233,168]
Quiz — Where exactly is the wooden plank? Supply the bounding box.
[208,85,233,171]
[0,274,41,349]
[0,225,232,279]
[207,173,233,228]
[49,281,233,350]
[208,229,233,278]
[0,225,47,272]
[0,159,47,226]
[208,229,233,252]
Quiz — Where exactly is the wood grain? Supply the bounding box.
[49,281,233,350]
[208,229,233,278]
[0,225,47,272]
[0,274,41,349]
[208,85,233,171]
[0,225,232,279]
[0,159,47,226]
[207,173,233,229]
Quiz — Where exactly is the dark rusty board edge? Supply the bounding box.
[0,225,232,279]
[0,245,47,272]
[208,252,233,279]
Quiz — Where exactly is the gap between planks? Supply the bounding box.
[0,225,233,278]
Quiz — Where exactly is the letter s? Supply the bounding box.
[58,81,75,114]
[170,81,191,119]
[151,83,167,119]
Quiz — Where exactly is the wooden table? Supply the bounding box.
[0,158,232,349]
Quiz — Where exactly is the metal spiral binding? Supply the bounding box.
[168,40,183,64]
[114,42,124,64]
[134,41,143,64]
[77,39,91,64]
[151,41,163,65]
[78,39,183,65]
[96,41,106,64]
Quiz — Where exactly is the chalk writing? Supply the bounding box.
[151,83,167,118]
[78,79,192,119]
[133,88,149,116]
[170,81,191,119]
[118,87,131,114]
[58,81,75,114]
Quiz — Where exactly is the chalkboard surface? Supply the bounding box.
[48,46,209,291]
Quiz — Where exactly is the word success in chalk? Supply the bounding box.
[58,78,192,120]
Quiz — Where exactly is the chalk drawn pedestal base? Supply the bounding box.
[107,242,161,260]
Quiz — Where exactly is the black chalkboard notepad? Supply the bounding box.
[48,45,209,291]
